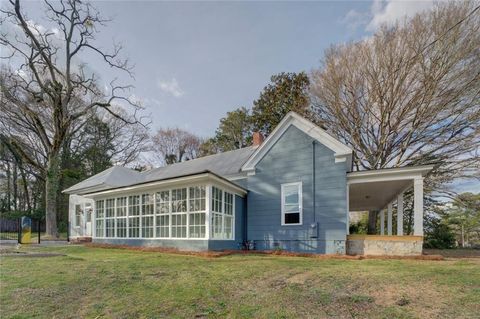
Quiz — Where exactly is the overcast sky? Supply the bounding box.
[9,0,477,193]
[7,0,438,136]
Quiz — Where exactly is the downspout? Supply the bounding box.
[311,141,318,238]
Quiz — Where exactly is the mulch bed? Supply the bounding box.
[85,243,444,260]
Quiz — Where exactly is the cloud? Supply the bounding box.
[157,78,185,97]
[342,0,437,32]
[367,0,436,31]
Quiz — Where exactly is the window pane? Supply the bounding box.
[96,200,104,218]
[106,218,115,237]
[156,191,170,214]
[142,216,154,238]
[117,218,127,238]
[75,205,82,226]
[128,196,140,216]
[189,186,206,212]
[284,185,299,204]
[142,194,154,215]
[189,212,206,238]
[284,212,300,224]
[224,192,233,215]
[129,217,140,237]
[95,219,104,237]
[116,197,127,217]
[211,213,223,238]
[212,187,223,213]
[106,199,115,217]
[171,214,187,238]
[284,204,299,213]
[224,215,233,239]
[156,215,169,238]
[172,188,187,213]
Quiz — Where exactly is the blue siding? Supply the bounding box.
[246,125,348,254]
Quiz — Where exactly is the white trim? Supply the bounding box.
[83,173,247,198]
[281,181,303,226]
[347,165,434,184]
[242,112,352,172]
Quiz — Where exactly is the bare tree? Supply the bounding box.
[0,0,144,237]
[151,128,201,165]
[310,2,480,232]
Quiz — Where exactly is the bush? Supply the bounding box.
[424,222,456,249]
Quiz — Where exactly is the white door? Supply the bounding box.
[85,204,92,237]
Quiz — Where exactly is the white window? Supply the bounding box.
[116,197,127,238]
[95,200,105,237]
[281,182,302,225]
[105,199,115,237]
[141,194,154,238]
[188,186,206,238]
[74,204,82,227]
[128,195,140,238]
[171,188,187,238]
[155,190,170,238]
[211,187,234,240]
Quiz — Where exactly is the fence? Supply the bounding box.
[0,217,44,243]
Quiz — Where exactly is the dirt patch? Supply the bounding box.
[424,249,480,258]
[85,243,445,261]
[285,272,313,284]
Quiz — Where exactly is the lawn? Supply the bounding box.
[1,246,479,319]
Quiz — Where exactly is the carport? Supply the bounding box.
[345,165,434,255]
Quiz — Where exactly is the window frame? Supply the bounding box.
[281,182,303,226]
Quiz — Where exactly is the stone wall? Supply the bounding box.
[346,235,423,256]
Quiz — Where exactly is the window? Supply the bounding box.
[128,195,140,238]
[171,188,187,238]
[281,182,302,225]
[156,191,170,238]
[85,203,92,222]
[212,187,222,213]
[95,200,105,237]
[211,187,234,240]
[172,188,187,213]
[105,199,115,237]
[188,186,206,238]
[75,204,82,227]
[116,197,127,238]
[171,214,187,238]
[141,194,154,238]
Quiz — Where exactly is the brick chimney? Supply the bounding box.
[253,132,264,146]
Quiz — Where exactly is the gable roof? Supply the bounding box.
[241,112,353,172]
[63,165,144,194]
[64,112,354,195]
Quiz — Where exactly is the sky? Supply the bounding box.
[4,0,477,193]
[4,0,440,137]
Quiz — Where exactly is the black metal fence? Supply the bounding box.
[0,217,44,243]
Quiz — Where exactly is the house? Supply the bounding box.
[64,112,433,255]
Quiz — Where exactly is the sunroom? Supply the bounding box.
[81,171,246,251]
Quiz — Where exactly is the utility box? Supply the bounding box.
[20,216,32,244]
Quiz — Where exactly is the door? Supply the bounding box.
[85,204,92,237]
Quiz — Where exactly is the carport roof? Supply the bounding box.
[347,165,434,211]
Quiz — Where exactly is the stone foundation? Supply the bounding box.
[346,235,423,256]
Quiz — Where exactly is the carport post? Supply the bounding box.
[413,177,424,236]
[387,203,393,236]
[380,210,385,235]
[397,193,404,236]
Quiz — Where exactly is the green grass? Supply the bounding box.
[1,246,479,319]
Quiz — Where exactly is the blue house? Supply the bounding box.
[65,112,432,255]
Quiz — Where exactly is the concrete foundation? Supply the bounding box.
[346,235,423,256]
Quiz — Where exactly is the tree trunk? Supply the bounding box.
[45,154,60,238]
[367,210,378,234]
